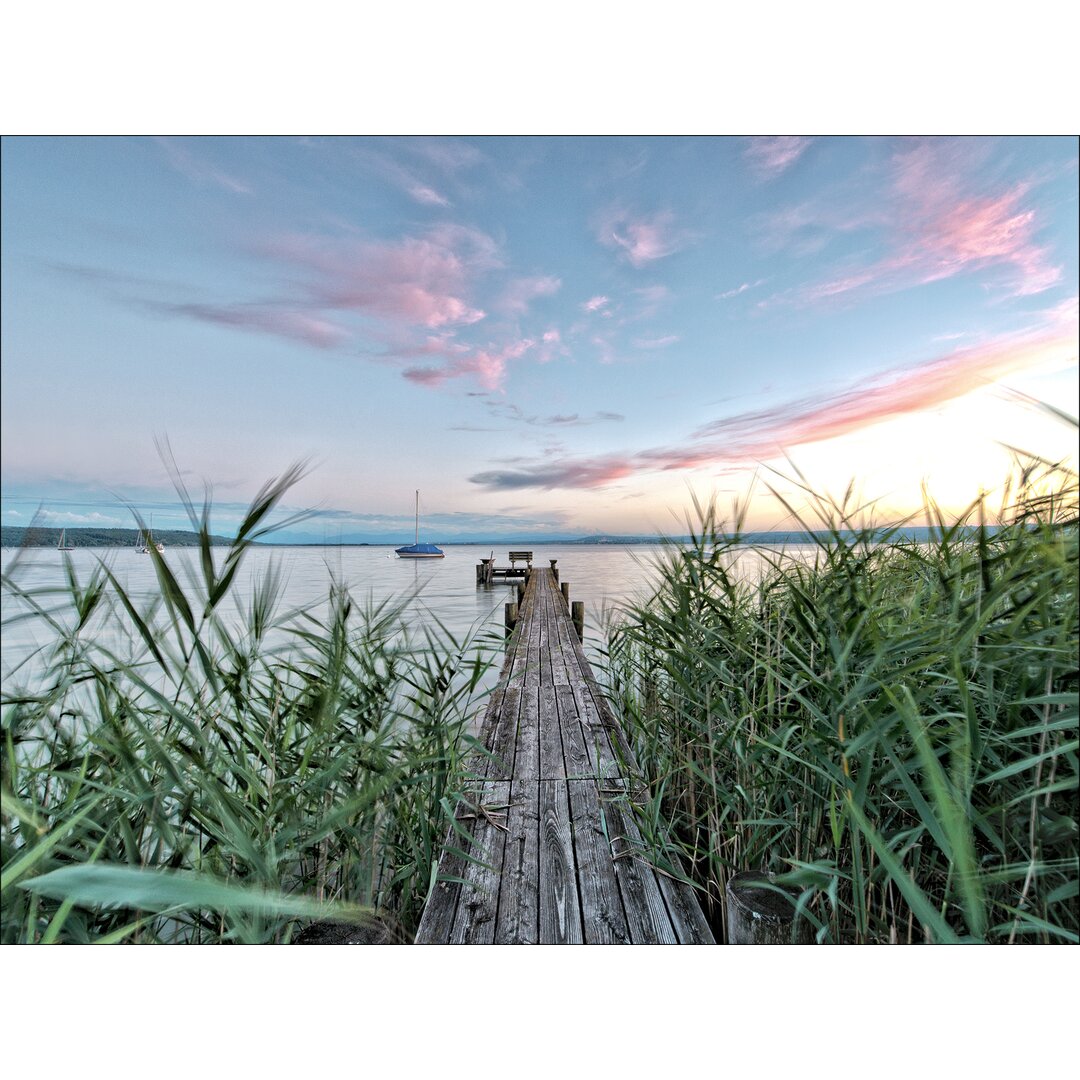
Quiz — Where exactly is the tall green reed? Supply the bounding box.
[605,450,1078,943]
[2,463,498,943]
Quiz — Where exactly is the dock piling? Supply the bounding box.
[571,600,584,642]
[561,581,570,609]
[725,871,814,944]
[504,602,518,638]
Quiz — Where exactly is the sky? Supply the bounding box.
[1,135,1077,543]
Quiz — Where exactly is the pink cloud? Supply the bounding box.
[745,136,814,178]
[259,225,496,329]
[597,208,690,267]
[155,303,349,348]
[781,140,1062,305]
[404,337,535,390]
[497,275,561,314]
[536,328,568,364]
[469,314,1078,490]
[583,295,610,313]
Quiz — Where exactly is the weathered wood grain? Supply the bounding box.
[556,684,592,779]
[600,784,679,943]
[416,567,715,945]
[539,780,583,943]
[495,779,540,944]
[567,779,630,944]
[538,683,565,780]
[448,780,511,944]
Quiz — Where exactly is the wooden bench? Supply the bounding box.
[508,550,533,568]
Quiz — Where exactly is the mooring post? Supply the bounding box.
[517,581,525,606]
[561,581,570,609]
[504,602,518,638]
[571,600,584,642]
[475,562,483,586]
[550,558,559,584]
[725,871,814,944]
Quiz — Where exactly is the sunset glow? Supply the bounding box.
[2,136,1076,541]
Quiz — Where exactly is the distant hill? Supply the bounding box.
[1,527,238,549]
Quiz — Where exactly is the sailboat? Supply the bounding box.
[137,516,165,554]
[395,490,444,559]
[57,529,74,551]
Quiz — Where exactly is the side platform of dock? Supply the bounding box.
[414,565,714,944]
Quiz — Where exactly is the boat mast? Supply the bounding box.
[414,489,419,546]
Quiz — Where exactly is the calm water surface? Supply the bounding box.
[1,543,810,691]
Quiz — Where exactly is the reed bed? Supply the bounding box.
[604,452,1079,944]
[1,465,497,943]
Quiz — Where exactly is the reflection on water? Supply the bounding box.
[1,542,817,691]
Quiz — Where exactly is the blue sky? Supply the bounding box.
[2,135,1077,542]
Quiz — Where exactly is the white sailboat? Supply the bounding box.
[395,490,444,559]
[57,529,74,551]
[138,516,165,554]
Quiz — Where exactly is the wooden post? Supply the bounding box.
[504,602,518,638]
[476,562,483,586]
[571,601,584,642]
[550,558,559,584]
[517,582,525,605]
[561,581,570,609]
[725,871,814,944]
[294,914,398,944]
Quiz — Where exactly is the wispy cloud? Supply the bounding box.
[717,279,766,300]
[497,275,561,314]
[469,312,1078,490]
[470,455,634,491]
[403,337,535,390]
[687,325,1076,456]
[150,302,350,348]
[582,295,610,313]
[745,136,813,178]
[258,224,497,330]
[770,139,1062,306]
[153,137,253,195]
[348,144,453,207]
[597,207,691,267]
[481,400,625,427]
[632,334,680,350]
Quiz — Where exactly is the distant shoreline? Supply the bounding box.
[2,525,989,550]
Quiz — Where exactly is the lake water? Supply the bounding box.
[1,542,810,694]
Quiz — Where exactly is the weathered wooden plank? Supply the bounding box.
[417,561,714,946]
[570,682,623,779]
[538,683,565,780]
[495,779,540,944]
[448,780,511,944]
[414,780,488,943]
[556,683,592,779]
[513,684,540,780]
[656,865,717,945]
[567,779,630,944]
[485,684,520,780]
[600,784,678,943]
[539,780,583,944]
[524,573,543,688]
[544,574,573,686]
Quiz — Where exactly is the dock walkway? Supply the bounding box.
[415,566,715,944]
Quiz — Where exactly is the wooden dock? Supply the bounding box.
[414,565,715,944]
